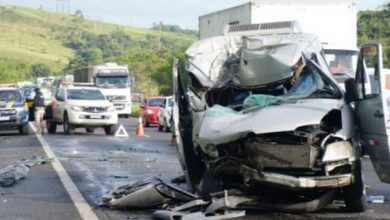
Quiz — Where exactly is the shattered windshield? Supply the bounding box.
[242,62,337,110]
[67,89,106,100]
[96,76,129,88]
[206,58,339,113]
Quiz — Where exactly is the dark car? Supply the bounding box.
[0,86,29,134]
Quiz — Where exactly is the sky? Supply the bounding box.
[0,0,387,30]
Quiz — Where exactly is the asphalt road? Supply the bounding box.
[0,118,390,219]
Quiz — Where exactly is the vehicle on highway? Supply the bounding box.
[73,63,133,118]
[172,21,390,213]
[140,96,165,127]
[47,85,118,135]
[157,96,173,132]
[0,85,29,134]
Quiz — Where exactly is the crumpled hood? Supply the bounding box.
[195,99,341,146]
[185,33,322,88]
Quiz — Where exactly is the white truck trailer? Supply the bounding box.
[73,63,132,117]
[199,0,358,78]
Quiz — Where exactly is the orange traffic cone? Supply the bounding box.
[135,116,144,137]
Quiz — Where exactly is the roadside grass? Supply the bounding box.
[130,104,141,117]
[0,5,196,75]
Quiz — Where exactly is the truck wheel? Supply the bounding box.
[47,121,57,134]
[343,159,367,212]
[63,114,74,135]
[19,124,29,135]
[104,125,116,135]
[86,128,95,133]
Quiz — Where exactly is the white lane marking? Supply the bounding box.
[30,122,99,220]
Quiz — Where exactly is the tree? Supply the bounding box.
[30,64,50,78]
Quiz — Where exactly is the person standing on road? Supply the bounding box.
[33,87,45,134]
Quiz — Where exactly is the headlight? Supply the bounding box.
[15,107,25,113]
[71,105,83,111]
[107,106,115,112]
[146,109,154,114]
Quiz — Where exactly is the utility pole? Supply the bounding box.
[56,0,69,14]
[158,22,162,51]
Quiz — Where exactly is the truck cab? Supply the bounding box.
[73,63,132,118]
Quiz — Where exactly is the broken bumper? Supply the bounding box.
[241,166,352,189]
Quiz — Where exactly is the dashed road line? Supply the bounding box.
[30,122,99,220]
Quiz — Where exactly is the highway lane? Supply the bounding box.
[0,131,82,220]
[41,118,182,220]
[1,118,390,219]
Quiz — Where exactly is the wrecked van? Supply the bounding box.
[172,21,390,212]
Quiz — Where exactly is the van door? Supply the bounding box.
[172,59,206,192]
[354,42,390,183]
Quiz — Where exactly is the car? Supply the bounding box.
[157,96,173,132]
[172,21,390,213]
[140,96,166,127]
[46,86,118,135]
[0,85,29,135]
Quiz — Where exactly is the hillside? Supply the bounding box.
[0,6,196,94]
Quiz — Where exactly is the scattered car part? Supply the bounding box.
[152,210,245,220]
[101,177,198,209]
[0,156,50,187]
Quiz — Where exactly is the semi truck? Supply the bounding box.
[73,63,132,117]
[199,0,358,79]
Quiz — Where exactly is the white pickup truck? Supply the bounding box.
[47,86,118,135]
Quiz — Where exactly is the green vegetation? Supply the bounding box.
[0,5,196,95]
[358,4,390,67]
[130,104,141,118]
[2,3,390,94]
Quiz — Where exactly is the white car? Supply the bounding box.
[157,96,173,132]
[47,86,118,135]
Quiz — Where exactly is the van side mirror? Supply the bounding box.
[344,78,358,102]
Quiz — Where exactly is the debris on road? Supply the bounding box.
[110,175,129,179]
[367,195,386,204]
[0,156,51,187]
[152,210,245,220]
[101,177,248,219]
[100,177,197,209]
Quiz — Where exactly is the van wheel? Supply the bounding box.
[104,125,116,135]
[343,159,367,212]
[63,114,74,135]
[19,124,29,135]
[47,121,57,134]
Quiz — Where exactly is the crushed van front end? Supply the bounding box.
[173,22,366,213]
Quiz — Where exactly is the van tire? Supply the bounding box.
[19,124,29,135]
[343,159,367,212]
[47,121,57,134]
[63,114,74,135]
[104,125,116,135]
